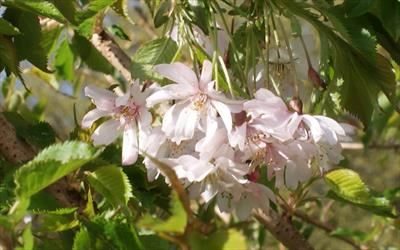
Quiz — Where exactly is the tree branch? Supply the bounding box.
[293,210,367,250]
[90,29,133,84]
[0,113,36,165]
[254,211,314,250]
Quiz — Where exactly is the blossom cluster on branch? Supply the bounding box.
[82,60,352,220]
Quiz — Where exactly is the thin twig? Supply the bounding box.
[293,210,367,250]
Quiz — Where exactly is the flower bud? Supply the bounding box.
[234,111,247,126]
[308,66,326,90]
[289,97,303,114]
[247,168,261,182]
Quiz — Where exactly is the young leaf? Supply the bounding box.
[138,191,187,233]
[131,37,178,81]
[325,169,395,217]
[72,228,91,250]
[0,35,21,77]
[0,18,20,35]
[87,165,133,207]
[15,141,100,199]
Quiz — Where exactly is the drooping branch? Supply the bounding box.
[254,211,314,250]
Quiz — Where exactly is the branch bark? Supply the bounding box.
[254,211,314,250]
[90,30,133,84]
[0,113,36,165]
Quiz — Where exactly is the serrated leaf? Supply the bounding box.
[131,37,178,81]
[15,141,100,198]
[55,39,75,81]
[138,191,187,233]
[72,228,91,250]
[3,0,66,23]
[82,217,143,250]
[72,34,114,74]
[34,208,79,232]
[325,169,395,217]
[87,165,133,207]
[0,35,21,77]
[342,0,375,17]
[4,9,50,72]
[0,18,20,35]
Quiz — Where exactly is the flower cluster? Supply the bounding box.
[82,60,352,220]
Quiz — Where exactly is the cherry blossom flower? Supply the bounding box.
[147,60,242,144]
[82,84,152,165]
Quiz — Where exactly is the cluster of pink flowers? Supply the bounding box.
[82,60,352,220]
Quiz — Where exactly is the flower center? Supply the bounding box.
[118,100,140,120]
[191,93,208,111]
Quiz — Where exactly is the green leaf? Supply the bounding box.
[77,0,118,21]
[4,9,50,72]
[111,0,129,18]
[82,217,144,250]
[15,141,100,198]
[139,234,177,250]
[0,35,21,77]
[3,0,66,23]
[40,22,62,56]
[22,223,34,250]
[188,0,210,35]
[374,0,400,41]
[138,191,187,233]
[108,24,130,41]
[0,18,20,35]
[342,0,375,17]
[72,228,91,250]
[131,37,178,81]
[154,1,171,28]
[55,39,75,81]
[72,34,114,74]
[325,169,396,217]
[87,165,133,207]
[330,228,369,243]
[33,208,79,232]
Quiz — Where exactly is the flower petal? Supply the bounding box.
[155,63,198,89]
[85,85,115,111]
[122,122,138,165]
[199,60,213,90]
[92,119,121,146]
[81,108,110,129]
[174,105,200,144]
[162,101,187,140]
[211,100,233,132]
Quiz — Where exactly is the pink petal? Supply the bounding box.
[138,107,152,130]
[199,60,213,90]
[122,122,138,165]
[155,63,198,89]
[82,108,111,129]
[211,100,233,132]
[85,85,115,111]
[92,119,121,146]
[162,101,187,140]
[174,106,200,144]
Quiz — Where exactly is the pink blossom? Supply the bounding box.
[82,84,152,165]
[147,60,242,144]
